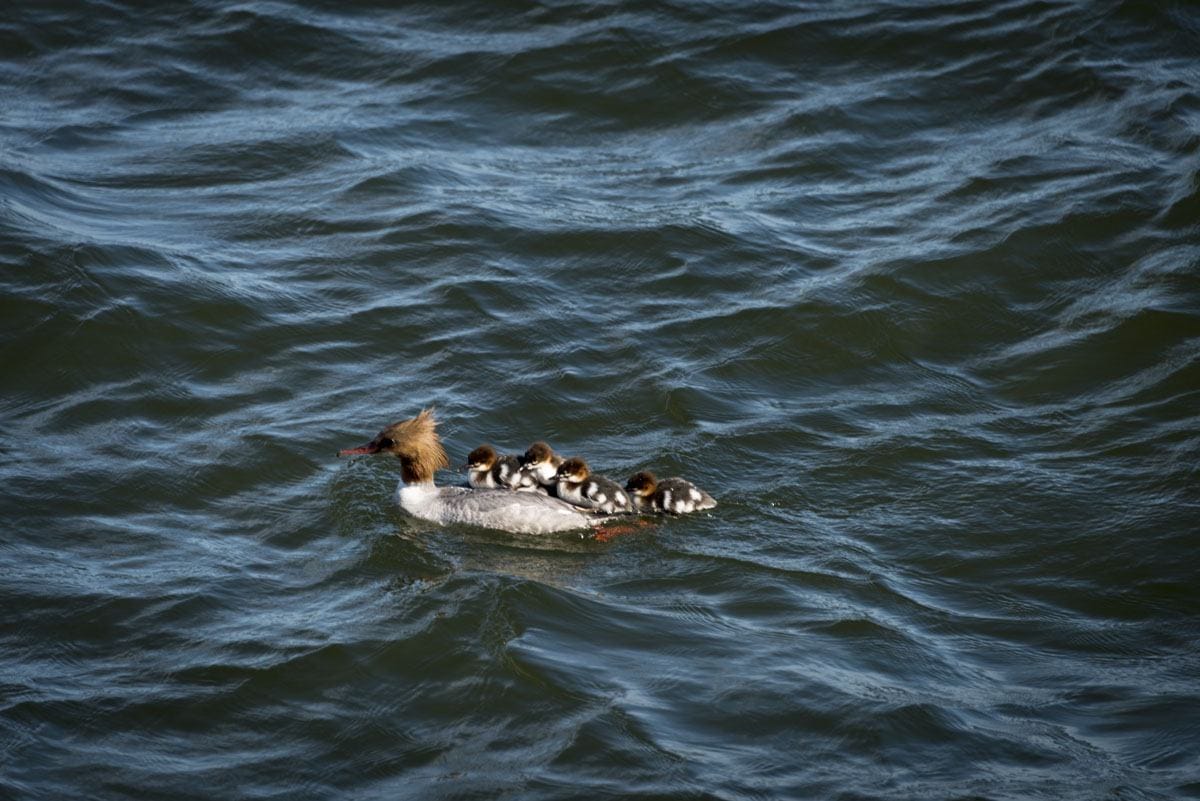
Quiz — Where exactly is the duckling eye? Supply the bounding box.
[378,437,393,448]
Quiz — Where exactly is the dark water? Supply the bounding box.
[3,1,1199,798]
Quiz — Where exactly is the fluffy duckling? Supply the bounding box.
[625,471,716,515]
[521,440,563,493]
[555,457,634,514]
[465,445,539,491]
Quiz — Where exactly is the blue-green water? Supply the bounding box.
[2,1,1199,798]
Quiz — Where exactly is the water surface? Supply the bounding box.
[2,1,1199,799]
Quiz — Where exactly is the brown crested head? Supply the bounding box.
[625,471,657,497]
[466,444,498,469]
[555,456,590,482]
[523,441,554,465]
[337,408,449,483]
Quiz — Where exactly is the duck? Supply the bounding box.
[521,440,563,494]
[554,457,635,514]
[624,471,717,515]
[464,444,540,492]
[338,410,602,535]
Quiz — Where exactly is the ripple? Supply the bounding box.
[3,0,1199,797]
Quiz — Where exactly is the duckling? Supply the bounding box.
[555,457,634,514]
[624,471,716,515]
[521,440,563,494]
[465,445,539,491]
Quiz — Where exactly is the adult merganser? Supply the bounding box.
[338,410,601,535]
[555,457,634,514]
[464,444,539,491]
[624,471,717,515]
[521,441,563,493]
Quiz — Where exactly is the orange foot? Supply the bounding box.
[593,517,657,542]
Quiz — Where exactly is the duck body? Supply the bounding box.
[398,482,596,535]
[504,458,545,493]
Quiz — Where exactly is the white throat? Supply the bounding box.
[396,480,438,517]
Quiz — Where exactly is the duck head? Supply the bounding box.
[338,408,450,484]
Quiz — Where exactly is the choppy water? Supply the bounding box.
[3,1,1199,798]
